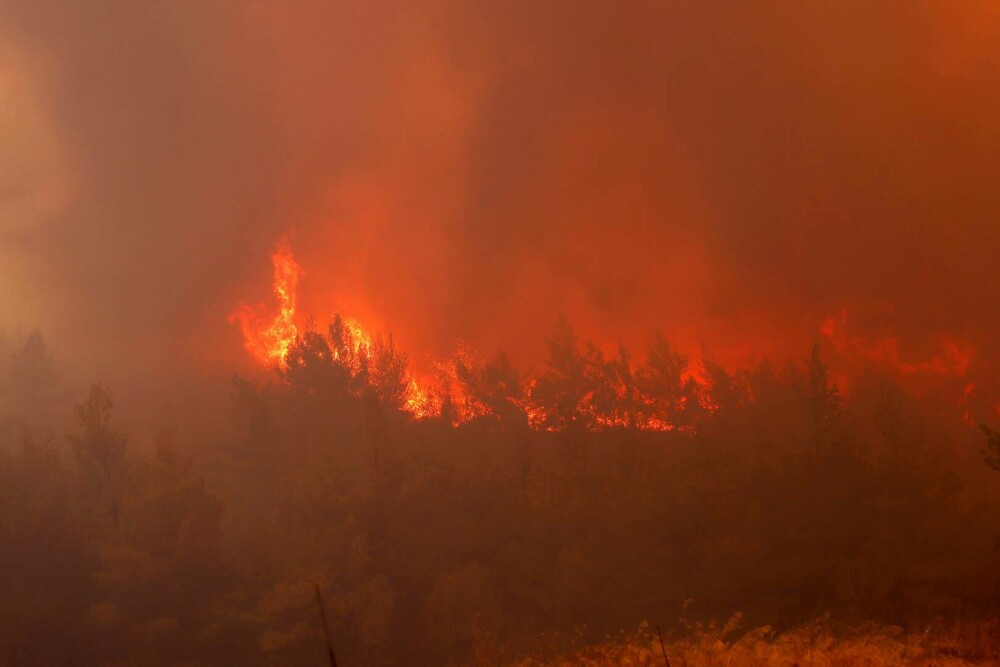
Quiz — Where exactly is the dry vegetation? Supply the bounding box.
[509,617,1000,667]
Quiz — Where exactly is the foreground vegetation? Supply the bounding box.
[511,617,1000,666]
[0,325,998,665]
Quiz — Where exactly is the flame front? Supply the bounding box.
[228,243,715,430]
[236,242,1000,432]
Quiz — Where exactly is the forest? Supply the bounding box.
[4,1,1000,664]
[1,321,998,665]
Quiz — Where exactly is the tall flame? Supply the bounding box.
[228,242,302,367]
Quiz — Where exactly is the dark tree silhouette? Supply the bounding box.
[636,334,688,427]
[981,425,1000,470]
[805,342,841,439]
[8,330,57,395]
[330,314,375,395]
[283,326,350,397]
[701,347,741,415]
[456,350,529,430]
[369,334,410,410]
[589,343,639,429]
[69,384,126,524]
[532,317,593,430]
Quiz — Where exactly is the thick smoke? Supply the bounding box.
[1,1,999,400]
[3,4,1000,664]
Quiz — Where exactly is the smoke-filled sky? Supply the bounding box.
[2,1,999,385]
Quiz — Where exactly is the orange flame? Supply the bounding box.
[229,242,717,430]
[228,242,302,367]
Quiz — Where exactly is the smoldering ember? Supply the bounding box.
[2,2,1000,666]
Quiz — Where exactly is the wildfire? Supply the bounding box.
[227,245,989,432]
[228,242,302,367]
[229,241,740,431]
[228,242,448,417]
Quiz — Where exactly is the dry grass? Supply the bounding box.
[500,616,1000,667]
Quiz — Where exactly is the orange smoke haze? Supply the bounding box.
[821,306,975,381]
[0,1,997,417]
[232,239,997,430]
[4,5,1000,663]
